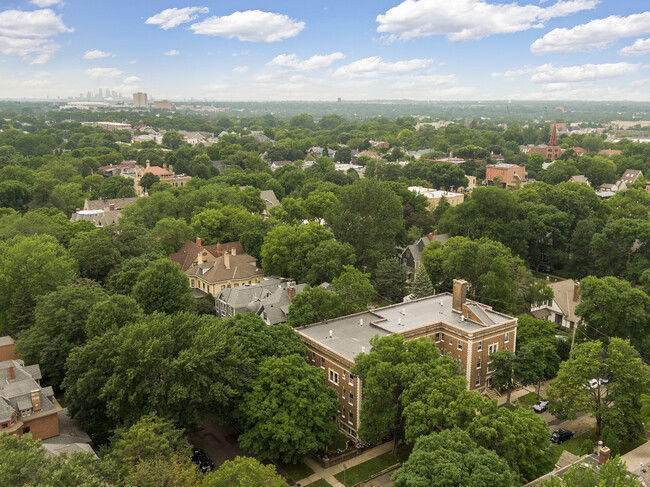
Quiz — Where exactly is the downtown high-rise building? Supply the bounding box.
[133,92,148,108]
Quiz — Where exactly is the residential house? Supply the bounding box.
[369,139,390,149]
[571,147,588,155]
[270,160,292,171]
[530,279,580,329]
[0,336,18,362]
[0,358,61,440]
[599,149,622,156]
[259,190,280,216]
[250,131,275,144]
[433,157,466,166]
[170,238,245,272]
[620,169,643,186]
[569,175,591,186]
[133,161,192,196]
[70,197,139,227]
[215,278,306,325]
[178,130,213,146]
[298,280,518,439]
[408,186,465,209]
[485,163,525,187]
[171,238,264,296]
[400,231,451,279]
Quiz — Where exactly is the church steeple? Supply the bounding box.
[549,122,558,147]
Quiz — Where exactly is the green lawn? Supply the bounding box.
[329,431,351,452]
[513,391,543,409]
[333,446,411,487]
[547,429,599,464]
[303,480,331,487]
[277,461,314,482]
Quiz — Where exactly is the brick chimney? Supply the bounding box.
[217,243,222,256]
[109,203,115,211]
[30,390,41,412]
[287,286,296,300]
[546,275,550,285]
[196,237,201,246]
[427,233,433,241]
[573,281,579,302]
[146,159,150,169]
[231,247,237,256]
[452,279,468,312]
[197,251,203,265]
[433,229,438,236]
[8,365,14,381]
[599,446,611,465]
[224,251,231,270]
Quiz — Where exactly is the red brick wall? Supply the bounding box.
[22,412,59,440]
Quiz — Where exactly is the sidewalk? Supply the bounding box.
[300,442,394,487]
[495,380,551,406]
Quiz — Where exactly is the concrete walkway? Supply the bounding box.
[300,442,394,487]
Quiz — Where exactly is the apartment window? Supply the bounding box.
[555,314,563,326]
[477,341,483,352]
[349,392,354,404]
[504,332,510,343]
[435,332,441,342]
[449,337,453,346]
[342,389,346,400]
[349,374,354,386]
[311,352,316,362]
[475,375,481,386]
[349,412,354,424]
[342,370,346,381]
[320,357,325,369]
[441,332,445,340]
[190,279,195,287]
[329,370,339,385]
[457,341,463,351]
[341,408,345,418]
[488,344,498,355]
[477,357,482,368]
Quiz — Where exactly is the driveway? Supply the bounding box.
[188,422,248,468]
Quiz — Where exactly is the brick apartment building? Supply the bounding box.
[485,163,525,187]
[298,280,518,439]
[0,356,61,440]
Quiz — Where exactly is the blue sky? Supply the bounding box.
[1,0,650,101]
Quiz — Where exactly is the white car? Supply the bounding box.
[588,379,599,389]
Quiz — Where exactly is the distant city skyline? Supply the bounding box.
[1,1,650,101]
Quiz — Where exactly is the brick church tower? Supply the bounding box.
[549,122,558,147]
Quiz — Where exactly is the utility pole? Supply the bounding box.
[569,321,578,359]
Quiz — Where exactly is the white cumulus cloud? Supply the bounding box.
[123,76,141,84]
[87,67,123,79]
[30,0,63,7]
[333,57,432,79]
[376,0,597,42]
[530,62,641,83]
[164,50,180,56]
[619,37,650,57]
[531,12,650,54]
[232,65,249,73]
[268,52,345,70]
[83,49,112,59]
[191,10,305,42]
[146,7,209,30]
[0,8,72,63]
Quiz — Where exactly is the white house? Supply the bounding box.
[530,278,580,329]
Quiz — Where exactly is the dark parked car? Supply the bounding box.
[550,429,574,444]
[532,400,550,413]
[192,448,214,473]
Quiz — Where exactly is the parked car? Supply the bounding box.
[550,429,574,444]
[532,400,550,413]
[588,379,599,389]
[192,449,214,473]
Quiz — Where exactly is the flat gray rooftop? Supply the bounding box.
[299,293,512,361]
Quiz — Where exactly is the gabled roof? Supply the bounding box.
[620,169,643,184]
[169,240,245,272]
[84,197,138,211]
[185,253,262,284]
[260,190,280,208]
[402,233,451,265]
[144,165,172,176]
[549,279,580,323]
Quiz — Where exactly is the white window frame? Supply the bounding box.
[475,375,481,386]
[342,389,346,400]
[457,341,463,351]
[329,369,339,385]
[477,357,482,368]
[488,343,498,355]
[348,412,354,425]
[349,392,354,405]
[320,357,325,369]
[504,332,510,343]
[477,341,483,352]
[449,337,453,346]
[435,332,441,342]
[349,374,354,386]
